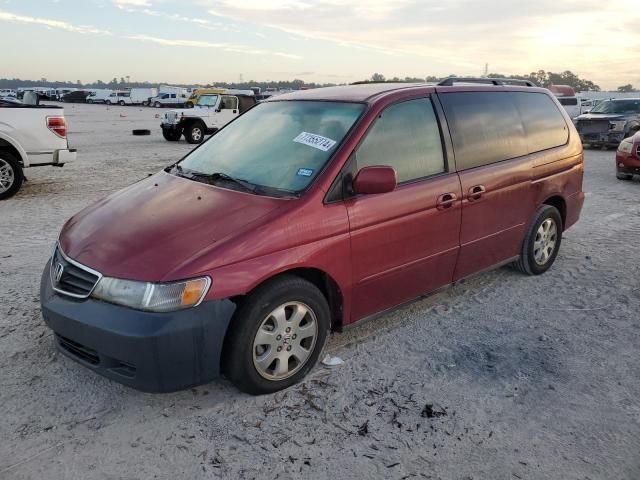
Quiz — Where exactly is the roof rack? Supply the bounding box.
[437,77,537,87]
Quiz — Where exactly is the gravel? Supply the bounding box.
[1,103,639,479]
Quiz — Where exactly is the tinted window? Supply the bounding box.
[440,92,527,170]
[512,92,568,153]
[356,98,445,183]
[558,97,578,106]
[591,99,640,114]
[221,96,238,109]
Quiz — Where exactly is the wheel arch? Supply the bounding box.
[230,266,345,332]
[0,134,27,167]
[542,194,567,229]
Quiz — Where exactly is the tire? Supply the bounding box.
[0,152,24,200]
[184,122,206,144]
[515,205,563,275]
[105,100,111,105]
[154,101,161,108]
[132,129,151,136]
[186,102,194,109]
[617,171,633,180]
[119,100,126,106]
[162,129,182,141]
[223,275,330,395]
[142,101,148,106]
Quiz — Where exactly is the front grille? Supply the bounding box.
[57,334,99,364]
[577,120,609,134]
[51,246,101,298]
[165,111,178,123]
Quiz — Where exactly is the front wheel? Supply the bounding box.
[184,122,206,144]
[515,205,563,275]
[105,100,112,105]
[617,171,633,180]
[154,101,161,108]
[0,152,24,200]
[223,276,330,395]
[119,100,126,106]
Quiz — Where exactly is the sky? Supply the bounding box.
[0,0,638,89]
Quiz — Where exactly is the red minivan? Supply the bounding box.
[41,79,585,394]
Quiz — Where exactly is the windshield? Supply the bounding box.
[197,95,218,107]
[177,100,365,194]
[590,99,640,114]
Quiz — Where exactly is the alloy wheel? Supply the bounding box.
[533,218,557,265]
[252,301,318,380]
[0,158,15,194]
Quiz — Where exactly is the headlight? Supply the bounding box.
[618,139,633,154]
[610,121,626,132]
[92,276,211,312]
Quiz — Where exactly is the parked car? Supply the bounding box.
[616,132,640,180]
[160,91,257,143]
[574,98,640,148]
[105,91,131,106]
[61,90,90,103]
[550,85,580,118]
[149,91,189,108]
[40,79,584,394]
[0,100,76,199]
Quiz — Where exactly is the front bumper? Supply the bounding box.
[579,131,625,146]
[40,262,236,392]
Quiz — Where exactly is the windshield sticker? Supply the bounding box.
[293,132,337,152]
[297,168,314,177]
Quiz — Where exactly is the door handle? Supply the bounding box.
[436,192,457,210]
[233,109,238,114]
[468,185,486,201]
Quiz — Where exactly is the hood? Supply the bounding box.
[576,113,624,121]
[59,172,286,281]
[171,106,213,117]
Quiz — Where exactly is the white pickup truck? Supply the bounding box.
[0,99,76,199]
[160,91,257,144]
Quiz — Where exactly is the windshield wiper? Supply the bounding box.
[188,171,259,194]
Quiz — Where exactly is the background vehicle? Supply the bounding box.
[86,89,113,104]
[149,85,190,108]
[185,88,226,108]
[130,88,157,105]
[41,79,584,394]
[616,132,640,180]
[550,85,580,118]
[574,98,640,148]
[0,100,76,199]
[60,90,90,103]
[106,91,132,106]
[160,90,256,143]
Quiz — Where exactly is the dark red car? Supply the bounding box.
[41,79,585,394]
[616,132,640,180]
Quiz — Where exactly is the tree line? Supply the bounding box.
[1,71,636,92]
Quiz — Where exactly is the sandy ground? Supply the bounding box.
[0,103,639,480]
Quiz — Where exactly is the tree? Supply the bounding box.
[617,84,635,92]
[371,73,385,82]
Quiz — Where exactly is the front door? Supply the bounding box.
[346,97,462,321]
[211,95,239,129]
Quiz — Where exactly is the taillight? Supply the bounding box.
[47,116,66,138]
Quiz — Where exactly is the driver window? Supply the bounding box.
[356,98,445,183]
[221,96,238,110]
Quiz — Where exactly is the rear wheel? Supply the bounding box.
[184,122,206,144]
[119,100,126,106]
[223,275,330,394]
[105,100,112,105]
[0,152,24,200]
[515,205,562,275]
[162,129,182,141]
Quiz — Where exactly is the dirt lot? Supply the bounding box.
[1,103,639,480]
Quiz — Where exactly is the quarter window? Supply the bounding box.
[512,92,568,153]
[355,98,445,183]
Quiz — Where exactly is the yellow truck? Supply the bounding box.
[185,88,226,108]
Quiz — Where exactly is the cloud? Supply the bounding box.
[127,34,300,59]
[202,0,640,87]
[0,10,111,35]
[112,0,151,6]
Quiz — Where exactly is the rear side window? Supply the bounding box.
[439,92,527,170]
[512,92,568,153]
[356,98,445,183]
[558,97,578,106]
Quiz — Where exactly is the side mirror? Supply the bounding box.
[583,109,591,114]
[352,166,397,195]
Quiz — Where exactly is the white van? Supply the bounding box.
[86,90,113,104]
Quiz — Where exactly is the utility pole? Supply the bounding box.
[483,63,488,77]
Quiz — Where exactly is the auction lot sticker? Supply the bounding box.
[293,132,337,152]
